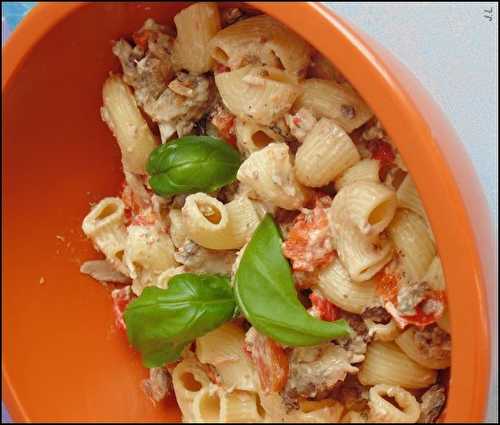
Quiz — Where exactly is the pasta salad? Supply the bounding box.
[81,3,451,423]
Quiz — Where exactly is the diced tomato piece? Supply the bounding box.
[211,108,236,142]
[132,29,156,49]
[377,268,445,328]
[249,332,289,393]
[111,286,135,331]
[283,197,335,272]
[309,292,339,321]
[400,290,445,328]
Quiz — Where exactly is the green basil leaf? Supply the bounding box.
[124,273,236,367]
[234,214,351,346]
[146,135,241,197]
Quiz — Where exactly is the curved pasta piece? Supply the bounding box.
[317,259,378,314]
[293,78,373,133]
[172,356,211,422]
[196,322,257,392]
[215,65,302,125]
[191,386,223,422]
[335,159,380,191]
[358,341,437,389]
[396,174,427,219]
[235,118,284,157]
[237,143,307,210]
[101,75,157,174]
[368,384,420,423]
[330,181,397,236]
[82,197,128,275]
[171,2,221,74]
[209,14,311,78]
[182,193,231,250]
[333,225,393,282]
[395,327,451,369]
[388,210,436,281]
[295,118,360,187]
[124,224,177,278]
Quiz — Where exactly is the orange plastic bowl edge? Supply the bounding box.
[2,2,493,422]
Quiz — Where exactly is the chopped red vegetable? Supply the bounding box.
[309,292,339,322]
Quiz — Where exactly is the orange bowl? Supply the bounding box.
[2,2,494,422]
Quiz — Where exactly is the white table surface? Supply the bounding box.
[2,2,498,423]
[325,3,498,423]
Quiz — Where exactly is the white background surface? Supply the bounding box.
[323,2,498,422]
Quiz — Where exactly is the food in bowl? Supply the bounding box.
[80,3,451,422]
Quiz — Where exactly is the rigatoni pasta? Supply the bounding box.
[293,78,373,132]
[209,14,311,78]
[295,118,360,187]
[171,2,221,74]
[101,75,157,174]
[215,65,302,125]
[358,342,437,389]
[237,143,307,210]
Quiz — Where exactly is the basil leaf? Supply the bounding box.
[234,215,351,346]
[146,135,241,197]
[124,273,236,367]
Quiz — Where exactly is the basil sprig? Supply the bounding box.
[146,135,241,197]
[124,273,236,367]
[234,215,351,346]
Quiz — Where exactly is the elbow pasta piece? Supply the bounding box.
[388,210,436,281]
[237,143,307,210]
[209,14,311,78]
[171,2,221,74]
[295,118,360,187]
[181,194,259,250]
[196,322,258,392]
[172,356,212,423]
[333,225,393,282]
[225,196,261,247]
[368,384,420,423]
[293,78,373,133]
[191,386,223,422]
[317,259,378,314]
[234,117,284,157]
[358,342,437,389]
[124,224,177,279]
[330,181,397,236]
[365,318,401,342]
[215,65,302,125]
[101,75,157,174]
[335,159,380,192]
[168,208,188,249]
[181,193,231,250]
[395,327,450,369]
[82,197,128,275]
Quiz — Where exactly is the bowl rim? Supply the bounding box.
[2,2,492,422]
